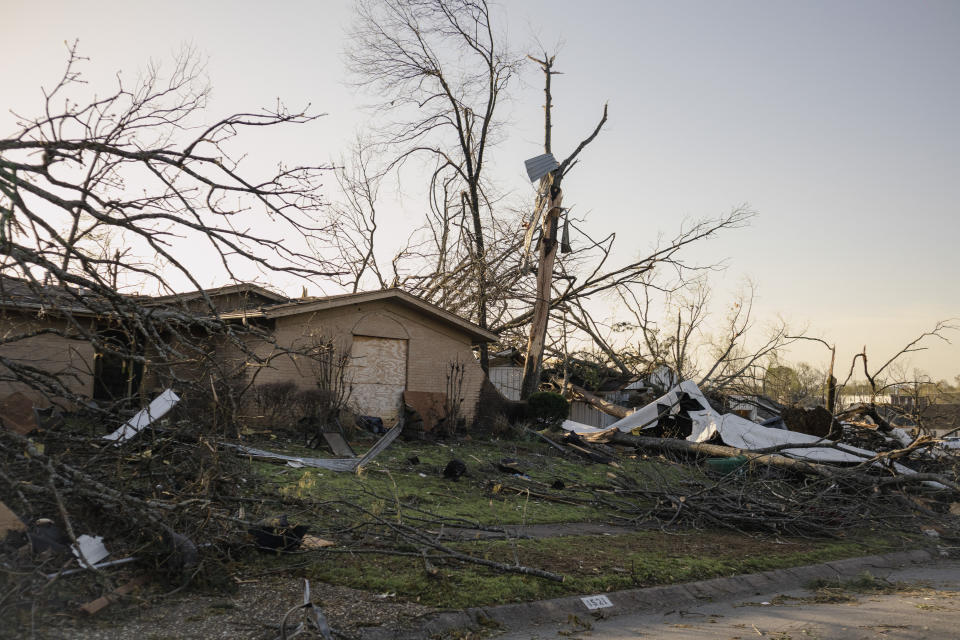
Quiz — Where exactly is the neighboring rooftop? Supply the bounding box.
[146,282,288,307]
[0,276,497,344]
[222,288,498,344]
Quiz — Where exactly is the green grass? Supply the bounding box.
[298,531,897,609]
[248,436,642,525]
[234,433,920,611]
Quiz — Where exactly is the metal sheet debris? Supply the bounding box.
[72,534,109,568]
[46,556,138,579]
[563,380,921,471]
[524,152,559,182]
[277,579,333,640]
[228,420,403,472]
[321,431,356,458]
[103,389,180,443]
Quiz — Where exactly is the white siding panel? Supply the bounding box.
[569,401,619,429]
[489,366,522,401]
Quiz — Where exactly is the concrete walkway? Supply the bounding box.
[497,557,960,639]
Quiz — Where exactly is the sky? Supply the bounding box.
[3,0,958,380]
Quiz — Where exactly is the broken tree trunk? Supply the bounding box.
[609,431,845,479]
[609,431,960,493]
[520,186,563,399]
[519,54,608,399]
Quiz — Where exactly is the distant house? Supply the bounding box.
[726,394,784,423]
[920,403,960,436]
[0,279,497,424]
[0,277,107,403]
[487,348,524,401]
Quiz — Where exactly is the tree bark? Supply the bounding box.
[609,432,843,479]
[519,186,562,398]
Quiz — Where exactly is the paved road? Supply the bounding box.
[497,560,960,640]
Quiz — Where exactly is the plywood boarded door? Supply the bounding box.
[349,336,407,423]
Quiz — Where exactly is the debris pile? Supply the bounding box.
[2,380,959,635]
[559,380,960,535]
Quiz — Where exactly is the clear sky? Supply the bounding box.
[3,0,958,380]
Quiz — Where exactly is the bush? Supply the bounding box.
[526,391,569,428]
[251,381,299,425]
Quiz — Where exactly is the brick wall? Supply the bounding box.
[0,311,96,402]
[247,300,486,422]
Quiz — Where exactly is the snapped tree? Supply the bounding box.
[339,1,797,402]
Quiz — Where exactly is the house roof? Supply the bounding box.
[146,283,288,306]
[0,276,497,344]
[222,288,498,343]
[0,276,104,317]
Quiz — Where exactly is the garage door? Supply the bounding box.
[349,336,407,423]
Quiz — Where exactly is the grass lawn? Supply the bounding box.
[233,431,919,610]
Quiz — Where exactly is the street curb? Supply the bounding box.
[358,548,936,639]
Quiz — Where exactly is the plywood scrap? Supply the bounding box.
[301,535,335,550]
[78,575,148,615]
[403,390,447,433]
[0,500,26,539]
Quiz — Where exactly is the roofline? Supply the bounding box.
[146,283,288,305]
[262,289,499,343]
[0,300,101,318]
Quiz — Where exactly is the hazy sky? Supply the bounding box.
[3,0,958,380]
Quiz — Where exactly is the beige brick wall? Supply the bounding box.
[0,311,96,403]
[246,301,486,422]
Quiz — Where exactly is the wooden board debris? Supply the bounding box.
[79,575,148,615]
[0,500,26,539]
[321,432,356,458]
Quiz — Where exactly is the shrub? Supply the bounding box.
[251,381,299,425]
[525,391,569,428]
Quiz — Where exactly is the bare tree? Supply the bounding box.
[0,43,340,407]
[325,138,388,292]
[339,8,788,402]
[347,0,523,372]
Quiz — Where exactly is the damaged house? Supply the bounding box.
[0,278,496,428]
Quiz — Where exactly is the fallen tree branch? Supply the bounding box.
[332,501,565,583]
[559,380,631,419]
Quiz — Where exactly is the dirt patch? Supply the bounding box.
[25,576,435,640]
[436,521,633,541]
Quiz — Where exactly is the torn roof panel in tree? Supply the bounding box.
[524,153,559,183]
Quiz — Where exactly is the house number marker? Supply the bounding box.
[581,594,613,610]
